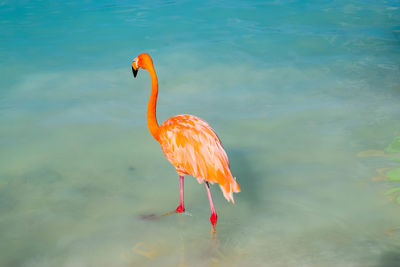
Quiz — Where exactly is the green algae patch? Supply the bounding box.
[384,186,400,205]
[390,157,400,163]
[385,136,400,153]
[385,187,400,195]
[387,167,400,182]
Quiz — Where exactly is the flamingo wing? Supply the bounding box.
[159,114,240,202]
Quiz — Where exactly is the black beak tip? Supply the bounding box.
[132,66,138,78]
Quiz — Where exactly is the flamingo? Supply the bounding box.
[131,53,240,232]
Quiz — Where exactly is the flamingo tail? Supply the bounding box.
[219,176,240,203]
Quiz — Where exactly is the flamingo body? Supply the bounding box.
[159,114,240,202]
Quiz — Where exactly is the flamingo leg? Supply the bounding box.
[176,175,185,213]
[161,175,185,216]
[205,181,218,233]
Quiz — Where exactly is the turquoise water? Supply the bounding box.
[1,0,400,266]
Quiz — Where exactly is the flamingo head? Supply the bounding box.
[132,53,153,78]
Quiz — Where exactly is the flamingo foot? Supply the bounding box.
[210,212,217,233]
[160,204,185,216]
[175,204,185,213]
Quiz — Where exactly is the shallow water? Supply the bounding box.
[1,1,400,266]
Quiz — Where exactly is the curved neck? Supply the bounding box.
[146,65,160,141]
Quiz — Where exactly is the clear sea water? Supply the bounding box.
[1,1,400,266]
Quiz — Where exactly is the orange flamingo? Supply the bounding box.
[131,53,240,232]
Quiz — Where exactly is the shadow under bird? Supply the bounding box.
[131,53,240,232]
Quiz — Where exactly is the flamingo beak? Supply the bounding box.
[132,61,139,78]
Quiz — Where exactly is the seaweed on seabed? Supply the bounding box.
[357,134,400,236]
[384,135,400,205]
